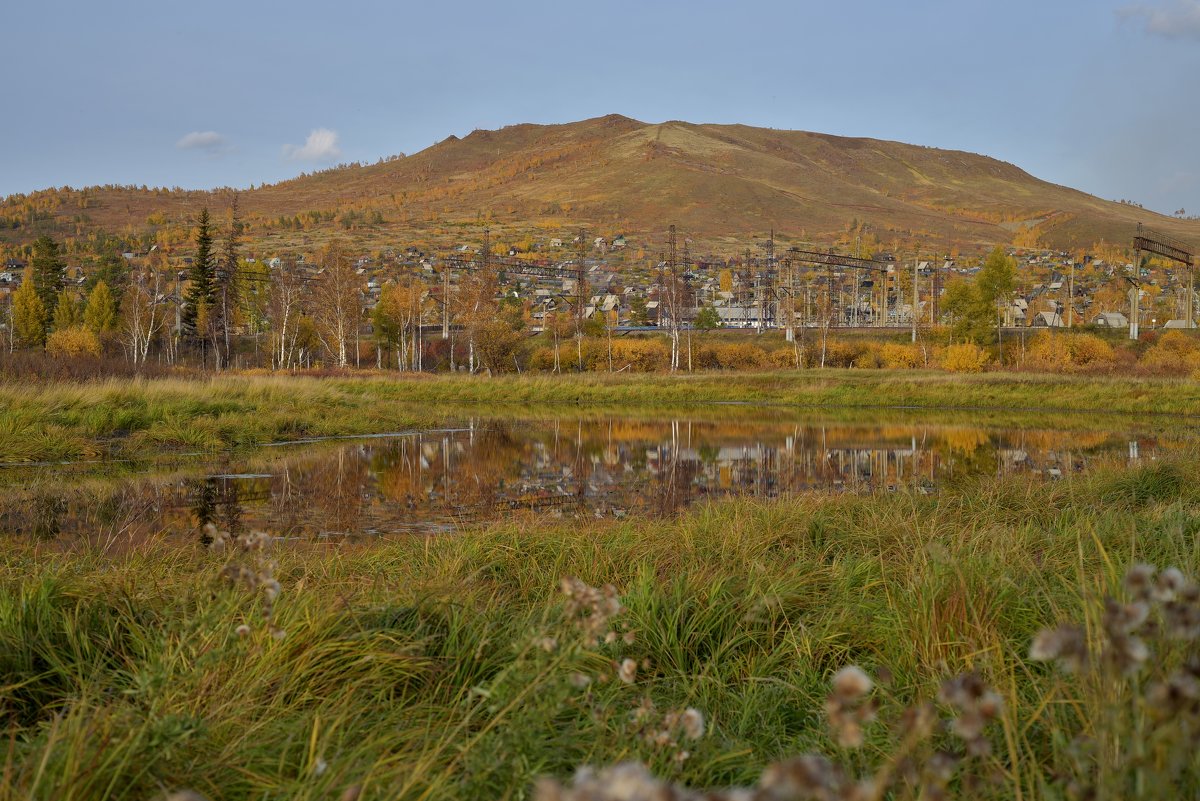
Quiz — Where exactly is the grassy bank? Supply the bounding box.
[1,370,1199,463]
[4,456,1200,799]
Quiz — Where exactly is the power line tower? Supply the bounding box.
[757,230,776,334]
[573,227,589,370]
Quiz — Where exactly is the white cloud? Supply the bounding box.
[1119,1,1200,40]
[283,128,342,162]
[176,131,230,153]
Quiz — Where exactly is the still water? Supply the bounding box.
[0,415,1178,543]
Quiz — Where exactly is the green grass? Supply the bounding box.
[4,455,1200,799]
[1,370,1198,464]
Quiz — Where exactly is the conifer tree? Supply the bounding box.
[182,208,215,335]
[30,235,65,314]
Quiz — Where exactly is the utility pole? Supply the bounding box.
[1130,236,1141,341]
[442,262,450,340]
[911,256,918,343]
[1067,261,1075,328]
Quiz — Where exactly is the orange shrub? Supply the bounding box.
[852,349,883,369]
[940,343,990,373]
[878,342,923,369]
[46,326,101,358]
[770,347,803,369]
[1024,332,1115,372]
[711,343,771,370]
[821,340,864,368]
[1141,331,1200,375]
[610,338,670,372]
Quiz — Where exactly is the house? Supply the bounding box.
[1092,312,1129,328]
[612,235,627,249]
[549,238,564,248]
[1030,310,1065,328]
[1163,319,1195,330]
[715,305,759,328]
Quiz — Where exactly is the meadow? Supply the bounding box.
[4,369,1200,799]
[3,454,1200,799]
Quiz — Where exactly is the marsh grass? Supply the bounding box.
[3,455,1200,798]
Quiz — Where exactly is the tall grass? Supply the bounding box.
[3,456,1200,798]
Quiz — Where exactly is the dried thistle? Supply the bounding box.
[561,576,625,647]
[826,665,878,749]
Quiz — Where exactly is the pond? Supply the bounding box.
[0,413,1183,544]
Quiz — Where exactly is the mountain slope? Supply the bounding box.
[3,115,1196,253]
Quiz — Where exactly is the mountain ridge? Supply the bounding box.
[2,114,1196,254]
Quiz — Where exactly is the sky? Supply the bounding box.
[4,0,1200,215]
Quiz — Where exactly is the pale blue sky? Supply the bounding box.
[4,0,1199,214]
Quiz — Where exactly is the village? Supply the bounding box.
[1,227,1193,353]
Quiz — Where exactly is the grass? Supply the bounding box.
[1,370,1199,464]
[4,454,1200,799]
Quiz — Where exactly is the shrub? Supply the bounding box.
[769,347,802,369]
[1068,333,1116,369]
[877,342,923,369]
[852,349,882,369]
[821,340,864,368]
[610,339,670,372]
[1140,331,1200,375]
[711,343,770,370]
[1024,332,1072,372]
[45,326,101,359]
[940,343,990,373]
[1025,332,1116,372]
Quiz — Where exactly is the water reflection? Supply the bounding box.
[0,417,1177,543]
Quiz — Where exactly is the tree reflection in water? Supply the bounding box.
[0,417,1175,543]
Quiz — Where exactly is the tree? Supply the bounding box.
[182,208,215,337]
[943,247,1016,344]
[215,194,242,366]
[941,279,987,343]
[236,258,270,341]
[718,269,733,294]
[373,279,426,371]
[86,251,130,296]
[121,267,165,365]
[11,267,48,347]
[628,296,650,326]
[30,235,66,317]
[83,280,117,334]
[267,257,307,370]
[313,239,361,368]
[977,246,1016,311]
[695,304,721,332]
[52,289,82,331]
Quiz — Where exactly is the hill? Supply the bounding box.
[3,114,1197,255]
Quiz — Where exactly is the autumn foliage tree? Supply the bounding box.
[313,239,362,368]
[11,267,48,347]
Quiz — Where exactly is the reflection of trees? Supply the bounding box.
[8,418,1181,543]
[189,478,218,544]
[308,448,369,534]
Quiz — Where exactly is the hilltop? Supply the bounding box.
[3,114,1197,254]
